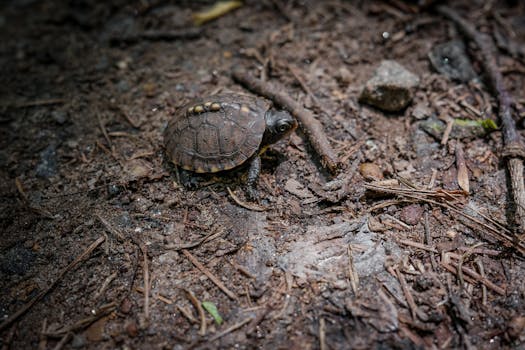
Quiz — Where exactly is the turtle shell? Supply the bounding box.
[164,93,270,173]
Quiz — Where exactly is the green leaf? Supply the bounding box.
[453,118,498,132]
[202,301,223,325]
[479,119,498,131]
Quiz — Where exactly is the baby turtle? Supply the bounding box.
[164,93,297,199]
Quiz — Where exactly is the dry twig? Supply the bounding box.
[319,318,327,350]
[424,211,438,270]
[394,266,419,320]
[141,243,150,321]
[135,287,172,304]
[165,226,225,250]
[182,249,238,301]
[441,261,505,295]
[52,333,72,350]
[365,183,525,255]
[184,289,206,336]
[232,69,340,173]
[397,239,438,253]
[43,303,116,337]
[438,5,525,231]
[227,187,267,211]
[7,98,65,108]
[38,319,47,350]
[209,316,253,342]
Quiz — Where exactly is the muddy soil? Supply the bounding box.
[1,1,525,349]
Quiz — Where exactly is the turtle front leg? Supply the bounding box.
[177,167,200,189]
[246,155,261,200]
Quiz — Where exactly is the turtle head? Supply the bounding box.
[262,109,297,146]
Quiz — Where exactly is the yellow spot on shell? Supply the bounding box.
[240,105,250,114]
[194,105,204,113]
[204,101,212,108]
[210,103,221,111]
[210,166,220,173]
[187,106,194,114]
[195,167,205,173]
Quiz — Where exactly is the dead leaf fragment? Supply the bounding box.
[124,159,153,180]
[455,142,469,194]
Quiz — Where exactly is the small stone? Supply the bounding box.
[116,59,129,70]
[120,297,132,314]
[400,204,424,226]
[116,211,132,227]
[332,279,348,290]
[51,110,68,124]
[116,79,130,93]
[359,163,383,181]
[336,66,353,85]
[71,334,87,348]
[35,144,58,178]
[392,159,411,172]
[125,320,139,337]
[508,316,525,339]
[359,60,420,112]
[107,184,122,197]
[411,104,432,120]
[446,230,457,239]
[157,251,179,264]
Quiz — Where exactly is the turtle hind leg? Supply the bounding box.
[245,156,261,201]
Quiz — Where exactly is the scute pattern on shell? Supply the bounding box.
[164,93,269,173]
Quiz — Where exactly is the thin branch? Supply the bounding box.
[184,289,206,336]
[182,249,238,301]
[232,69,340,173]
[209,316,253,342]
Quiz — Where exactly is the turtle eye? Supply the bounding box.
[277,123,289,133]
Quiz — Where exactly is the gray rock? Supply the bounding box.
[35,144,58,178]
[411,103,432,120]
[359,60,420,112]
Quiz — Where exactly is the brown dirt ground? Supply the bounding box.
[1,1,525,349]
